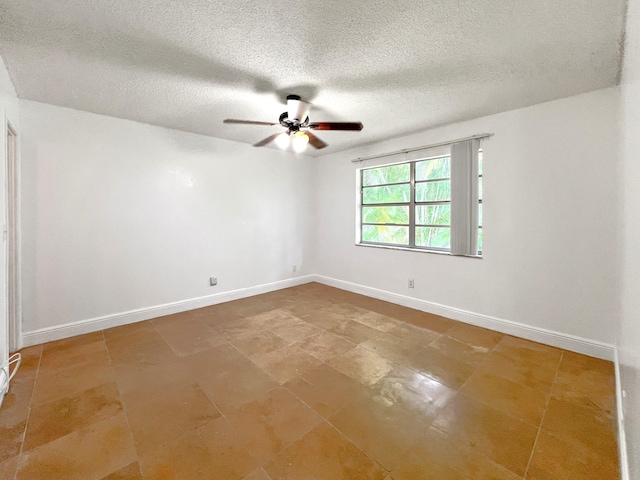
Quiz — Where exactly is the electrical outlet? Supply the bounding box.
[292,265,297,272]
[408,279,414,288]
[209,277,217,286]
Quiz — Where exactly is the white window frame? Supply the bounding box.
[357,151,482,257]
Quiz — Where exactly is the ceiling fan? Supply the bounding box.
[223,95,363,152]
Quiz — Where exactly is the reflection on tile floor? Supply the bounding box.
[0,283,620,479]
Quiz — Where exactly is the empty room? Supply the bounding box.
[0,0,638,479]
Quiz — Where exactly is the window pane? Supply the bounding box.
[363,206,409,224]
[416,227,450,249]
[362,164,410,186]
[478,150,483,175]
[478,176,483,200]
[478,228,483,253]
[362,225,409,245]
[478,203,482,227]
[363,184,410,204]
[416,205,450,225]
[415,157,450,180]
[415,180,450,202]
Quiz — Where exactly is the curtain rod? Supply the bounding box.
[351,133,494,163]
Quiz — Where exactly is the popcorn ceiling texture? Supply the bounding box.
[0,0,626,155]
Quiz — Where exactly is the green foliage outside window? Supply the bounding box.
[360,154,482,253]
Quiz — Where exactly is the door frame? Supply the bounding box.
[6,122,20,353]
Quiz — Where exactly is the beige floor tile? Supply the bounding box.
[541,397,618,460]
[243,467,271,480]
[406,346,477,390]
[477,350,557,393]
[284,364,367,417]
[199,361,279,414]
[231,330,291,359]
[180,342,252,381]
[23,382,123,453]
[126,384,221,456]
[17,414,136,480]
[551,352,616,415]
[249,309,301,329]
[302,310,350,331]
[194,303,245,327]
[295,331,355,361]
[329,393,427,470]
[494,336,562,370]
[140,416,257,480]
[372,366,456,420]
[153,315,226,356]
[432,393,538,477]
[0,418,25,464]
[444,322,503,349]
[386,322,440,346]
[430,335,492,365]
[100,461,142,479]
[402,312,455,334]
[328,320,383,344]
[329,345,397,386]
[389,427,520,480]
[361,334,427,364]
[526,430,619,480]
[264,422,387,480]
[103,320,158,343]
[31,351,116,407]
[0,456,18,480]
[461,369,548,426]
[227,388,322,464]
[269,320,322,343]
[253,344,323,384]
[215,317,271,341]
[353,311,402,332]
[39,332,107,372]
[0,358,38,462]
[4,284,620,480]
[114,356,193,410]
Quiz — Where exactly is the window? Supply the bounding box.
[358,149,482,256]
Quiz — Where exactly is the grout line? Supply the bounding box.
[100,328,142,477]
[523,351,564,478]
[14,346,44,480]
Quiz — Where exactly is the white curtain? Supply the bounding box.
[450,139,479,255]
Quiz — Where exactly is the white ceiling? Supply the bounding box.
[0,0,626,155]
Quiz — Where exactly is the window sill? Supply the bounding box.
[355,242,483,259]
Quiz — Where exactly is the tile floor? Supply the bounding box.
[0,283,620,479]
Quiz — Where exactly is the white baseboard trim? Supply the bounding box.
[614,347,630,480]
[21,275,315,347]
[21,273,615,361]
[313,275,615,360]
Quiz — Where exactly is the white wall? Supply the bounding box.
[19,100,314,336]
[619,0,640,475]
[0,56,20,399]
[313,88,619,347]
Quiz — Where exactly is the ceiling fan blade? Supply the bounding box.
[307,122,363,131]
[306,131,328,149]
[224,119,278,126]
[253,133,283,147]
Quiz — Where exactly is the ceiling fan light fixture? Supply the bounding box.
[292,131,309,153]
[287,95,310,123]
[274,132,291,149]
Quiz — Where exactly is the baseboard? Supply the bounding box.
[312,275,615,360]
[21,275,315,347]
[21,273,615,361]
[614,347,631,480]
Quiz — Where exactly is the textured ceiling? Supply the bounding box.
[0,0,626,155]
